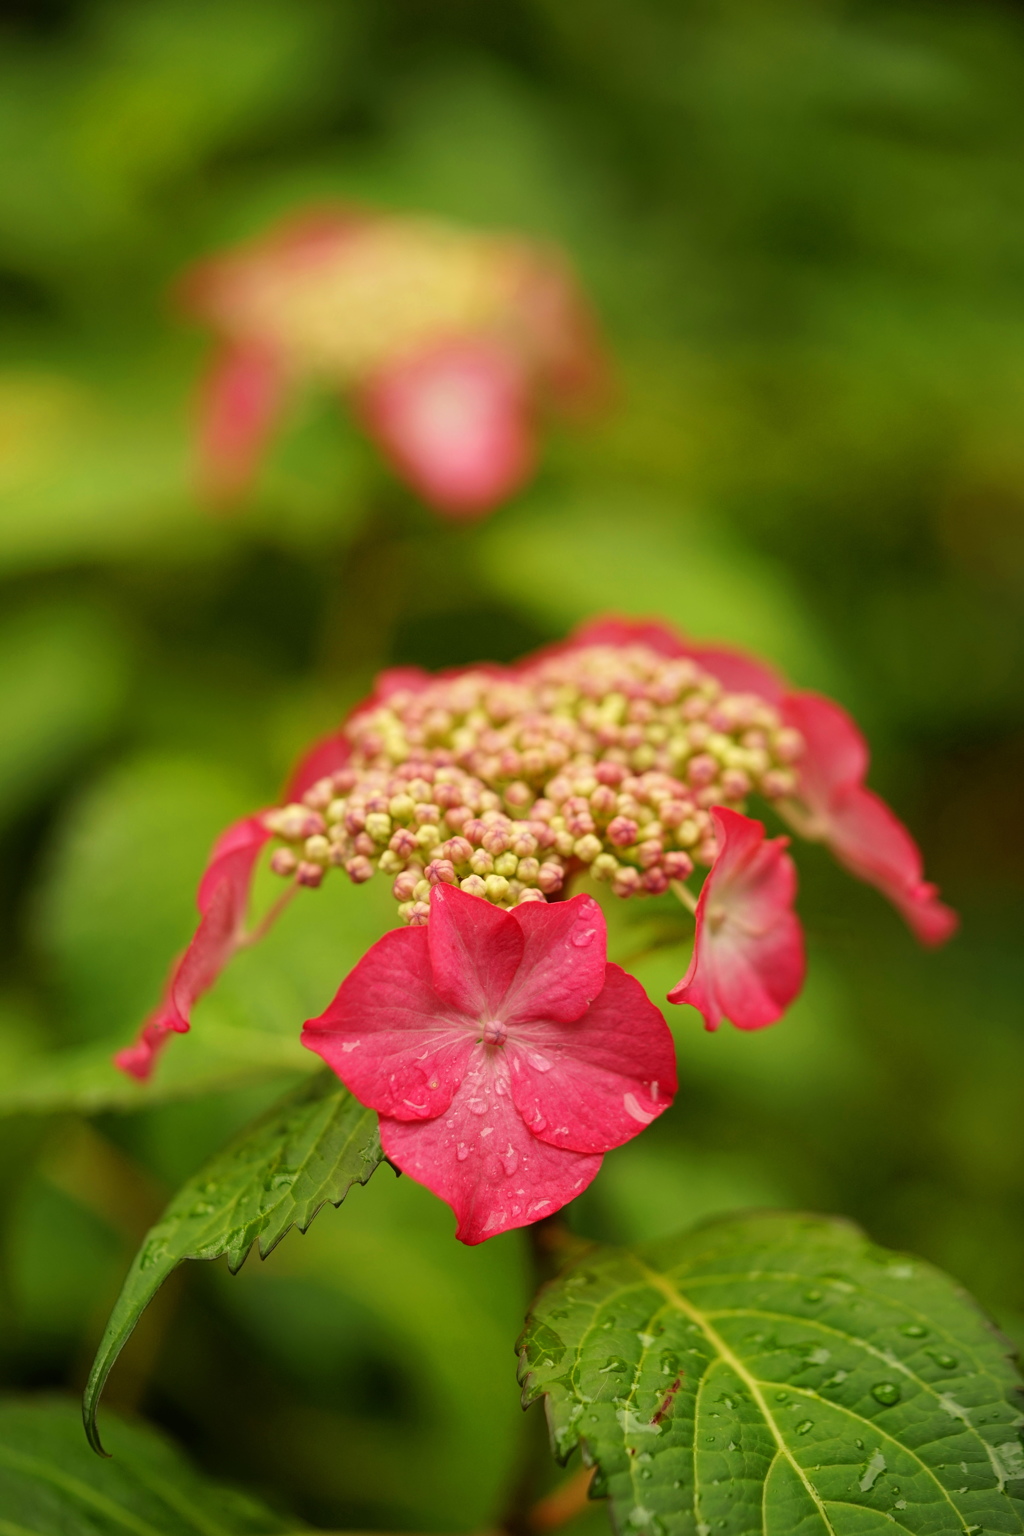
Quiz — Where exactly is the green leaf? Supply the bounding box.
[519,1212,1024,1536]
[85,1069,382,1455]
[0,1395,297,1533]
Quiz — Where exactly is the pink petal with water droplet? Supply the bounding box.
[379,1049,603,1244]
[508,965,677,1153]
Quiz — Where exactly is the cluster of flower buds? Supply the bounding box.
[182,205,605,516]
[263,642,805,923]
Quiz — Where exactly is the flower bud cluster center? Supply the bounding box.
[264,643,803,923]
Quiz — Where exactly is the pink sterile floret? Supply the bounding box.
[302,884,677,1243]
[781,693,958,946]
[669,807,805,1032]
[114,815,270,1080]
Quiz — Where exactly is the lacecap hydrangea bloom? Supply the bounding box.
[181,206,605,518]
[118,617,955,1241]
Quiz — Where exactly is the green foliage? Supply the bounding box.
[84,1070,382,1455]
[520,1212,1024,1535]
[0,1396,296,1533]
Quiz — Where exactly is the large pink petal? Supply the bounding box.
[301,926,475,1121]
[359,340,534,518]
[668,808,806,1031]
[379,1049,602,1244]
[114,815,270,1080]
[782,691,869,809]
[508,965,676,1153]
[196,344,286,505]
[501,895,608,1026]
[427,885,525,1018]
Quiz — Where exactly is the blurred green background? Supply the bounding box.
[1,0,1023,1530]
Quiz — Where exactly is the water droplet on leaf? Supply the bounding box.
[872,1382,900,1406]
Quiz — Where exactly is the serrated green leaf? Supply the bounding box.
[0,1395,296,1533]
[85,1069,382,1455]
[519,1212,1024,1536]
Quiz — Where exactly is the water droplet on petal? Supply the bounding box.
[456,1143,470,1161]
[571,927,597,947]
[468,1097,489,1114]
[524,1048,553,1072]
[501,1144,519,1175]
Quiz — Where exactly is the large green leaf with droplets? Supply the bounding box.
[0,1396,298,1534]
[518,1212,1024,1536]
[84,1069,382,1456]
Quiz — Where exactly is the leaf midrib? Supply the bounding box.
[633,1258,840,1536]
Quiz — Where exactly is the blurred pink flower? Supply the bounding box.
[181,207,605,518]
[302,884,676,1243]
[668,807,805,1031]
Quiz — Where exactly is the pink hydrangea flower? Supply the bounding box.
[117,612,953,1084]
[667,807,805,1031]
[181,206,605,518]
[567,616,956,946]
[302,884,676,1243]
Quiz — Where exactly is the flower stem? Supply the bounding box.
[241,880,298,947]
[671,879,699,916]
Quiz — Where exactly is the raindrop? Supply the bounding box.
[901,1323,928,1339]
[927,1351,959,1371]
[775,1392,789,1403]
[872,1382,900,1407]
[660,1352,681,1376]
[571,927,597,947]
[524,1049,553,1073]
[803,1290,823,1304]
[796,1420,814,1436]
[456,1143,470,1161]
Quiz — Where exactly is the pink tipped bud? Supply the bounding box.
[574,834,603,863]
[266,804,326,840]
[589,784,617,818]
[595,760,626,786]
[504,780,534,808]
[406,901,431,925]
[481,825,511,856]
[537,861,565,894]
[442,836,474,866]
[296,861,325,888]
[445,804,471,830]
[304,834,331,863]
[426,859,458,886]
[659,798,690,829]
[663,850,694,881]
[393,870,420,901]
[761,768,798,798]
[516,856,540,884]
[511,830,538,858]
[389,827,419,858]
[345,855,376,884]
[642,867,670,895]
[687,753,719,787]
[607,815,639,847]
[695,837,718,867]
[612,866,642,897]
[460,874,488,897]
[303,777,336,810]
[270,848,298,877]
[413,802,440,825]
[636,839,664,869]
[516,887,547,905]
[332,768,358,794]
[435,782,464,810]
[353,832,377,857]
[344,807,367,835]
[720,768,752,800]
[469,849,494,875]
